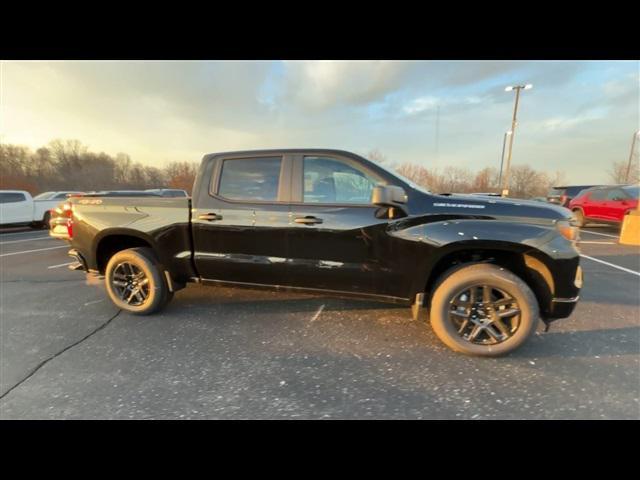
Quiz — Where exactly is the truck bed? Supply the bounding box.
[67,196,195,281]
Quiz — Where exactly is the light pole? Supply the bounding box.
[501,84,532,197]
[625,130,640,183]
[498,130,512,189]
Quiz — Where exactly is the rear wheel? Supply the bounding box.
[429,263,539,357]
[105,247,172,315]
[41,211,51,229]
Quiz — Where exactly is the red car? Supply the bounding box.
[569,185,639,227]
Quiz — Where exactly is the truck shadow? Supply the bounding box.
[169,287,638,359]
[172,291,407,314]
[514,326,640,359]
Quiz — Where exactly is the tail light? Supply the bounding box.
[67,218,74,239]
[63,202,74,238]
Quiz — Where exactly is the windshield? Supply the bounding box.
[34,191,55,200]
[373,161,431,194]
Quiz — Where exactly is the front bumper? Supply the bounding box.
[547,295,580,319]
[545,265,583,320]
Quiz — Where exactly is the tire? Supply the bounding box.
[429,263,539,357]
[41,211,51,230]
[105,247,171,315]
[573,208,586,228]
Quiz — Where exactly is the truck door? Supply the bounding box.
[286,154,393,295]
[191,154,292,286]
[0,192,33,225]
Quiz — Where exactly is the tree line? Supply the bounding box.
[366,149,568,199]
[0,140,198,194]
[1,140,635,199]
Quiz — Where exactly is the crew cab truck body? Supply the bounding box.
[61,149,582,356]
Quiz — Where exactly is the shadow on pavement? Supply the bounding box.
[515,326,640,358]
[169,292,407,314]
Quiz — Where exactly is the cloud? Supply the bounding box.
[403,96,440,115]
[1,60,637,184]
[278,60,410,110]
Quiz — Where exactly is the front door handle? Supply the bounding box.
[294,216,323,225]
[198,213,223,221]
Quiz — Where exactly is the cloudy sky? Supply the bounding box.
[1,60,638,183]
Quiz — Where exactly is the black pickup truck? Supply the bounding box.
[59,149,583,356]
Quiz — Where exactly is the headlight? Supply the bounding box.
[556,219,579,242]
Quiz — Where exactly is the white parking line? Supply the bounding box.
[310,304,325,323]
[580,230,619,239]
[580,254,640,277]
[47,261,75,269]
[579,241,616,245]
[0,236,53,245]
[0,245,68,257]
[0,230,47,237]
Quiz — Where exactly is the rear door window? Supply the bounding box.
[589,189,607,201]
[217,157,283,202]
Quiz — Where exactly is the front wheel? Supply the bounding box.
[105,247,171,315]
[429,263,539,357]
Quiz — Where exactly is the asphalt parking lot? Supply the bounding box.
[0,225,638,419]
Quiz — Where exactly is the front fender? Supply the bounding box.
[388,217,580,315]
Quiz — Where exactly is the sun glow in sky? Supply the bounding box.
[1,60,638,183]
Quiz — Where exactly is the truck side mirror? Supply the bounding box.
[372,185,408,217]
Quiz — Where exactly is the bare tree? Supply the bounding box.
[165,161,198,193]
[609,159,639,184]
[366,148,396,168]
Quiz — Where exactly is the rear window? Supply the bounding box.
[623,186,639,198]
[0,192,27,203]
[217,157,282,202]
[565,186,594,196]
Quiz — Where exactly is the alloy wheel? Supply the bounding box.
[449,284,521,345]
[111,262,150,306]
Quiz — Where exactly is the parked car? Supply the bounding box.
[569,184,639,227]
[547,185,599,207]
[145,188,189,197]
[0,190,82,228]
[56,149,583,357]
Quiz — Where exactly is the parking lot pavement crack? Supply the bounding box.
[0,310,122,401]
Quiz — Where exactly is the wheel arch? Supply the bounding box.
[93,228,157,274]
[421,241,556,317]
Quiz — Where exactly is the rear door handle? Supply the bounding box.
[198,213,223,221]
[294,216,323,225]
